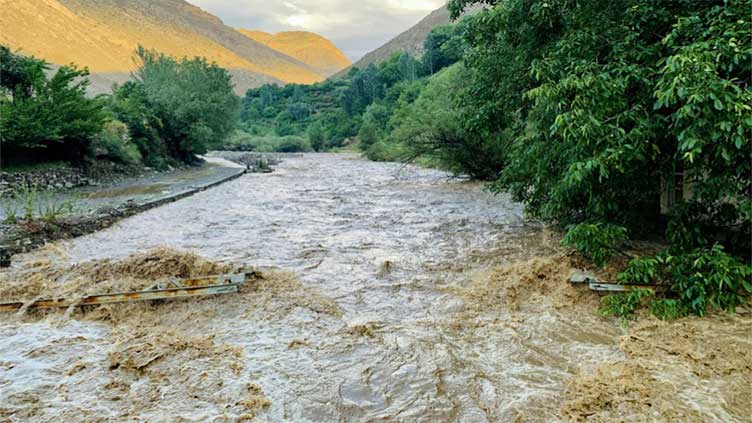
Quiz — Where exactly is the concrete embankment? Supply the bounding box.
[0,157,250,265]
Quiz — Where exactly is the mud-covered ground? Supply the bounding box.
[0,154,749,422]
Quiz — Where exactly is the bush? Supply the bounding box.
[220,131,311,153]
[358,120,380,151]
[365,140,409,162]
[91,120,142,165]
[0,46,107,165]
[618,245,752,317]
[563,223,628,267]
[115,46,240,163]
[600,288,655,322]
[273,136,311,153]
[308,123,325,152]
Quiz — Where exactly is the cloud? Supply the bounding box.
[188,0,446,60]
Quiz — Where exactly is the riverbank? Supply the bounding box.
[0,157,248,264]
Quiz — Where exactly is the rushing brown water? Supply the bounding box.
[2,154,746,422]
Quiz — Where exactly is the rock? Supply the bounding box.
[0,246,10,268]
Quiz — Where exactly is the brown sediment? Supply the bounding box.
[0,248,347,421]
[449,254,604,312]
[100,326,272,421]
[239,384,272,419]
[449,253,752,423]
[561,312,752,422]
[0,246,232,303]
[348,323,377,337]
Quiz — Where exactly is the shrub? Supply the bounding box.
[308,123,325,152]
[1,46,107,165]
[274,136,311,153]
[365,140,408,162]
[563,223,628,267]
[220,132,311,153]
[618,245,752,317]
[117,46,240,163]
[601,288,655,322]
[91,120,142,165]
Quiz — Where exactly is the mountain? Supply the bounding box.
[338,2,481,76]
[239,30,351,78]
[0,0,341,94]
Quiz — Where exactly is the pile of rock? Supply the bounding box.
[0,168,93,197]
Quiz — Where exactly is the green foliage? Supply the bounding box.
[114,46,240,164]
[238,20,469,155]
[563,223,628,266]
[358,120,380,151]
[452,0,750,234]
[656,1,752,251]
[2,185,76,224]
[619,245,752,317]
[269,136,311,153]
[423,20,470,75]
[37,196,76,225]
[221,131,311,153]
[91,120,142,165]
[601,288,655,321]
[307,123,325,152]
[107,80,169,169]
[241,80,348,142]
[380,64,504,177]
[0,46,239,169]
[649,299,688,321]
[0,46,107,165]
[365,140,410,162]
[14,184,38,221]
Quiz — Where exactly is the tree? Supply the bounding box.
[448,0,752,316]
[308,123,325,152]
[108,80,168,168]
[422,23,467,75]
[0,46,106,164]
[128,46,240,162]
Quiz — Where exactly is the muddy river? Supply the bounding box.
[1,154,748,422]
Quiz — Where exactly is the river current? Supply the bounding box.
[0,154,627,422]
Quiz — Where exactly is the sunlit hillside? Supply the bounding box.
[239,30,351,77]
[0,0,329,92]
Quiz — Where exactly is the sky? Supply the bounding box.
[188,0,447,61]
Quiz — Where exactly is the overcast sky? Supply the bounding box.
[188,0,447,61]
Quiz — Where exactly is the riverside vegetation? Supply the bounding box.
[1,0,750,320]
[234,0,752,319]
[1,45,239,170]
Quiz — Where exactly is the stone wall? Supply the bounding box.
[0,168,93,197]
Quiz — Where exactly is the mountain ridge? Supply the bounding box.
[0,0,349,94]
[238,29,351,78]
[336,2,481,77]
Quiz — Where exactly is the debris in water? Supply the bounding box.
[0,272,251,312]
[0,247,235,304]
[239,384,272,418]
[348,323,377,337]
[561,312,752,422]
[451,254,603,312]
